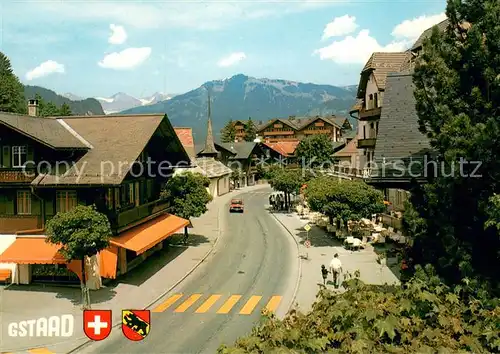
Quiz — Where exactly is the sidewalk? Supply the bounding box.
[271,211,400,313]
[0,184,269,353]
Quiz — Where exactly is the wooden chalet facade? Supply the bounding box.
[0,105,191,286]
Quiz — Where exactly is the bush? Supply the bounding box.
[218,266,500,353]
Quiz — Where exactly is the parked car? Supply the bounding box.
[229,199,244,213]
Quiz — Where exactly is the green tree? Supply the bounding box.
[244,118,256,142]
[219,265,500,353]
[411,0,500,294]
[160,172,212,242]
[45,205,112,309]
[305,176,384,227]
[0,51,26,114]
[268,168,304,209]
[59,102,72,116]
[221,119,237,143]
[295,134,335,168]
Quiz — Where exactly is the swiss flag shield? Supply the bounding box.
[83,310,112,341]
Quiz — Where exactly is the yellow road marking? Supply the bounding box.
[174,294,202,313]
[195,294,222,313]
[28,349,54,354]
[239,295,262,315]
[152,294,183,313]
[217,295,242,314]
[265,295,282,313]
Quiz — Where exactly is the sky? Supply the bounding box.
[0,0,447,99]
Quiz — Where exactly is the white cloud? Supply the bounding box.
[315,12,446,65]
[98,47,152,70]
[25,60,65,80]
[108,24,127,44]
[392,12,446,40]
[322,15,358,40]
[217,52,247,67]
[315,30,409,64]
[6,1,340,30]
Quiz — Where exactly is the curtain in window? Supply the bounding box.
[16,190,31,215]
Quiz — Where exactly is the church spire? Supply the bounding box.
[201,89,218,156]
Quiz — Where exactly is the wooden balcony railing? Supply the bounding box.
[107,199,170,231]
[0,168,37,183]
[357,138,377,149]
[359,107,382,120]
[263,131,295,136]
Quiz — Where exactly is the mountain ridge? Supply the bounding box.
[121,74,357,141]
[24,86,104,115]
[94,92,176,114]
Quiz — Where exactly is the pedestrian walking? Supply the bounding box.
[329,253,342,288]
[321,264,329,285]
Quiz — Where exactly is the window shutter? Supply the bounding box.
[2,146,11,167]
[26,145,34,163]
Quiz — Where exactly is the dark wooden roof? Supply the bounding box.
[0,112,89,149]
[411,19,449,51]
[31,114,188,186]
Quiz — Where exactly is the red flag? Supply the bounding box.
[83,310,112,341]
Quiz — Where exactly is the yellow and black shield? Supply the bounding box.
[122,309,150,341]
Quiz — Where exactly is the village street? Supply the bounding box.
[0,184,401,354]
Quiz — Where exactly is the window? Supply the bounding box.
[17,191,31,215]
[12,146,27,168]
[105,188,114,210]
[56,191,77,213]
[374,93,379,107]
[120,183,132,208]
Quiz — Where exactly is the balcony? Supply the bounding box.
[302,129,332,135]
[359,107,382,120]
[0,215,41,234]
[108,199,170,232]
[357,138,376,148]
[0,168,37,183]
[263,130,295,136]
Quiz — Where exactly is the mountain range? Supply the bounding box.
[24,86,104,115]
[90,92,177,114]
[121,74,357,141]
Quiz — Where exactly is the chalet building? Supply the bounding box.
[0,102,192,287]
[349,52,410,170]
[255,115,352,143]
[262,141,299,162]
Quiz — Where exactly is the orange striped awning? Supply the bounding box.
[110,213,189,255]
[0,237,66,264]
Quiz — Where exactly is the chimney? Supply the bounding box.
[28,99,39,117]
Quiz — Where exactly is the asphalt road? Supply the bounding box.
[76,188,298,354]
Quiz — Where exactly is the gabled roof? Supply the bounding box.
[373,73,431,161]
[256,115,346,133]
[263,141,299,157]
[194,157,232,178]
[357,52,410,97]
[174,127,195,158]
[0,112,89,149]
[31,114,188,186]
[219,142,257,159]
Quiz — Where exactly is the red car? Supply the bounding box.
[229,199,244,213]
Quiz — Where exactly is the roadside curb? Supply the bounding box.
[270,211,303,316]
[66,185,266,353]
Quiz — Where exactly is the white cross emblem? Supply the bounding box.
[87,315,108,335]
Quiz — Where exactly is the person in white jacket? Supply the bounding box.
[329,253,342,288]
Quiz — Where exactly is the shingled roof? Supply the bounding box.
[194,157,232,178]
[411,19,449,51]
[373,73,431,161]
[219,142,257,159]
[361,52,411,90]
[0,113,89,149]
[31,114,188,186]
